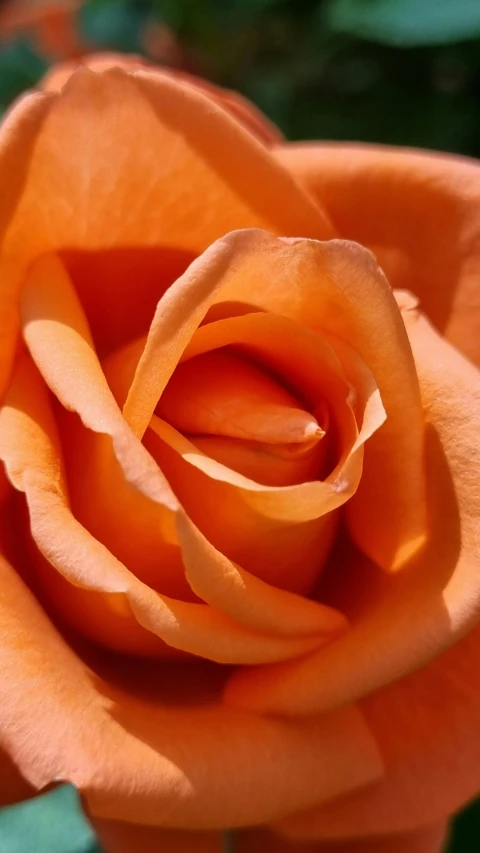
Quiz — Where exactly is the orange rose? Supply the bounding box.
[0,54,478,853]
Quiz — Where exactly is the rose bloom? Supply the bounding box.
[0,53,479,853]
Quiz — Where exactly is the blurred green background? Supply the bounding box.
[3,0,480,155]
[0,0,479,850]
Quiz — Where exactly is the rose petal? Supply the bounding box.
[145,419,339,596]
[21,253,178,516]
[237,823,448,853]
[0,66,332,395]
[113,254,383,596]
[274,627,480,840]
[158,67,284,147]
[108,310,364,510]
[41,54,283,146]
[147,408,358,522]
[41,53,153,92]
[225,311,480,713]
[23,255,186,599]
[177,510,348,638]
[218,232,425,571]
[125,229,418,570]
[0,353,330,665]
[0,558,382,828]
[190,434,328,488]
[18,252,342,618]
[275,141,480,367]
[157,349,323,446]
[56,407,192,601]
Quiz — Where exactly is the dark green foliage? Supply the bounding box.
[0,37,48,113]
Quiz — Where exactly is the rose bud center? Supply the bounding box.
[156,350,330,486]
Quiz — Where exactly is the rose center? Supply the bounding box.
[156,349,329,486]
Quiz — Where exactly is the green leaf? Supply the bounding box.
[0,785,101,853]
[325,0,480,46]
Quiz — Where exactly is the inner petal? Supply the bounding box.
[157,350,325,447]
[156,349,329,487]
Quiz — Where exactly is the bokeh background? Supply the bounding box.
[0,1,480,850]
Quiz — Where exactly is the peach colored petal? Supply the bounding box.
[26,254,189,599]
[158,350,323,446]
[145,420,339,596]
[147,411,343,512]
[275,141,480,366]
[225,309,480,713]
[41,54,283,146]
[108,310,364,516]
[0,353,331,665]
[190,433,327,488]
[177,510,347,638]
[21,249,342,601]
[21,253,177,514]
[123,233,348,439]
[158,67,284,146]
[57,407,192,602]
[136,304,382,598]
[0,66,332,399]
[125,228,416,570]
[19,252,345,611]
[0,556,382,828]
[217,232,425,570]
[274,627,480,841]
[0,88,54,401]
[120,288,382,597]
[41,53,153,91]
[237,823,448,853]
[61,245,195,359]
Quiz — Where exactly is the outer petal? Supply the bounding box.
[0,67,331,396]
[274,626,480,840]
[225,310,480,715]
[276,141,480,366]
[41,53,283,146]
[237,823,448,853]
[0,557,382,829]
[40,53,154,92]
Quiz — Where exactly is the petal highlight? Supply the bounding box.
[276,141,480,366]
